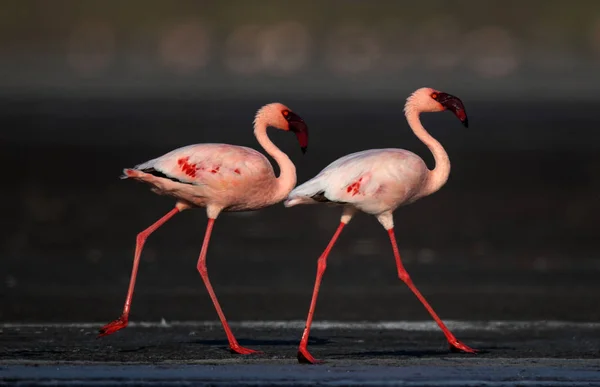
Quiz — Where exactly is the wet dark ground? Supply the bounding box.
[1,97,600,385]
[3,361,599,386]
[3,321,600,362]
[2,324,600,385]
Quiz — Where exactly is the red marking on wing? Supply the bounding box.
[177,157,198,178]
[234,168,241,175]
[210,166,220,174]
[346,177,363,196]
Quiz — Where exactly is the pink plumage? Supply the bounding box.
[98,102,308,356]
[285,87,476,364]
[124,143,287,212]
[285,148,429,215]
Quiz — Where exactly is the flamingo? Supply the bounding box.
[98,102,308,355]
[284,87,475,364]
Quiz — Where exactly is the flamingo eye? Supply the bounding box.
[282,110,289,117]
[431,93,438,100]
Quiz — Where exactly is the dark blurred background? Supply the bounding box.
[2,0,600,324]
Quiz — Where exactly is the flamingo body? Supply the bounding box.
[98,102,309,356]
[285,87,475,364]
[126,143,282,212]
[286,148,428,215]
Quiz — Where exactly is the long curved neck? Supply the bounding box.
[254,121,297,202]
[405,108,450,196]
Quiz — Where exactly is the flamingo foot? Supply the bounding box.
[297,347,324,364]
[229,345,262,355]
[98,315,128,338]
[449,339,477,354]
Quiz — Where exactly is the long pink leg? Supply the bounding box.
[98,207,180,337]
[298,222,346,364]
[388,228,477,353]
[197,218,260,355]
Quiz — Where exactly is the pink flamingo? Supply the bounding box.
[285,87,475,364]
[98,102,308,355]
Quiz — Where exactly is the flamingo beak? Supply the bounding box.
[286,111,309,154]
[437,93,468,128]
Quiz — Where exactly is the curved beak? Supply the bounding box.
[437,93,468,128]
[286,111,309,154]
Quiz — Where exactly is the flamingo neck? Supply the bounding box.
[253,121,297,202]
[405,108,450,196]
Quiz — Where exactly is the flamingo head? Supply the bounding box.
[407,87,469,128]
[255,103,309,154]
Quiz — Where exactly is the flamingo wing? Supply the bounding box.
[131,143,272,186]
[286,149,426,206]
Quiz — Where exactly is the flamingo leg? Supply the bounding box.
[298,222,346,364]
[387,228,477,353]
[98,207,180,337]
[197,218,261,355]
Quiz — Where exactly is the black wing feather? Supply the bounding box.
[311,191,347,204]
[141,168,195,185]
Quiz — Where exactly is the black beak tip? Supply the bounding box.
[462,118,469,128]
[301,146,307,154]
